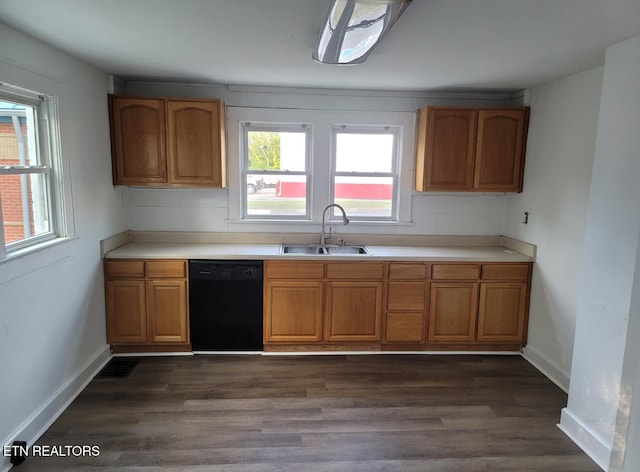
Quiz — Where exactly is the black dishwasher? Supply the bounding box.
[189,260,263,351]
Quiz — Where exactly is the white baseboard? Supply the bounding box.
[521,345,570,392]
[559,407,611,471]
[0,345,111,472]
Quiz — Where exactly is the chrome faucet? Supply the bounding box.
[320,204,349,245]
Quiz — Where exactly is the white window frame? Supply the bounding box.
[227,106,415,227]
[0,83,66,259]
[330,124,401,222]
[240,122,312,220]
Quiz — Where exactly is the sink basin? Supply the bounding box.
[323,245,369,255]
[280,244,370,255]
[280,244,325,254]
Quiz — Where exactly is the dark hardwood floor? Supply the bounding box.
[16,354,600,471]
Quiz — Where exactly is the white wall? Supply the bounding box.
[504,67,603,389]
[0,23,126,470]
[560,35,640,471]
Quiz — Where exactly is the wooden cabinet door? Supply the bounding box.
[416,107,477,191]
[477,283,527,342]
[106,280,147,343]
[146,279,189,343]
[264,281,324,342]
[166,100,226,187]
[111,97,167,185]
[385,312,425,343]
[325,281,382,342]
[428,283,478,342]
[474,109,527,192]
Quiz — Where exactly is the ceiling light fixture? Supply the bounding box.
[313,0,413,65]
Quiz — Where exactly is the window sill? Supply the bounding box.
[227,218,413,226]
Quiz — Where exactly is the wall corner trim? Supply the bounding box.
[559,407,611,471]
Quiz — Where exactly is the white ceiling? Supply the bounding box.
[1,0,640,92]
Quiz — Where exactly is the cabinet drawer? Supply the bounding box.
[431,264,480,280]
[147,260,187,278]
[388,263,427,280]
[481,264,530,281]
[105,260,145,278]
[326,262,384,280]
[387,282,426,311]
[265,261,324,279]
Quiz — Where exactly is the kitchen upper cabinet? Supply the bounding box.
[415,106,529,193]
[110,98,167,185]
[105,259,190,352]
[166,100,226,187]
[109,95,226,188]
[474,109,528,191]
[416,108,477,191]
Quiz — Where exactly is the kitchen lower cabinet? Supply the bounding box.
[325,263,384,342]
[477,282,527,342]
[264,261,324,343]
[106,280,147,344]
[264,281,324,342]
[428,283,478,342]
[104,259,190,352]
[325,281,382,342]
[427,262,531,348]
[262,259,531,352]
[384,263,427,343]
[146,279,188,343]
[476,263,530,343]
[263,261,383,349]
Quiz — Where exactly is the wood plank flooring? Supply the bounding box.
[16,354,600,471]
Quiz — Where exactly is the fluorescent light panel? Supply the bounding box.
[313,0,413,65]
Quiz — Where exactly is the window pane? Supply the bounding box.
[247,131,306,171]
[1,173,51,244]
[334,176,393,218]
[246,174,307,217]
[244,126,309,218]
[335,133,393,172]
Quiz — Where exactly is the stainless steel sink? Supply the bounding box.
[323,245,369,255]
[280,244,325,254]
[280,244,370,255]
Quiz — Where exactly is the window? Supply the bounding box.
[0,84,64,258]
[241,123,311,219]
[331,126,399,220]
[229,106,414,225]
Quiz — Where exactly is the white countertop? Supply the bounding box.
[104,242,533,262]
